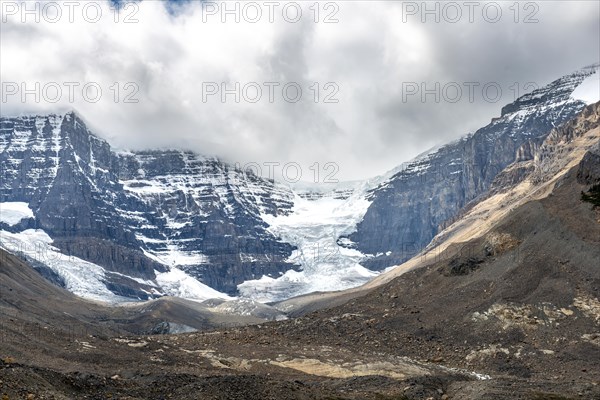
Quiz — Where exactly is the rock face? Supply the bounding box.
[491,101,600,194]
[577,140,600,185]
[346,64,598,270]
[0,113,298,295]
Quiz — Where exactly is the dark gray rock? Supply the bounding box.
[578,141,600,185]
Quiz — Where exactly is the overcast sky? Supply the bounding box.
[1,0,599,181]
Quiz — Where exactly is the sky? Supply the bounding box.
[1,0,599,182]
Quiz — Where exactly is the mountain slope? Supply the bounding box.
[347,64,599,270]
[0,246,273,335]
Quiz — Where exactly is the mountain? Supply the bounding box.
[0,64,598,303]
[346,64,599,270]
[1,102,598,400]
[0,114,298,298]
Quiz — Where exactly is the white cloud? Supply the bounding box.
[1,0,598,180]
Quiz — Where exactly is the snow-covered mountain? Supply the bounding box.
[0,113,299,300]
[1,64,598,303]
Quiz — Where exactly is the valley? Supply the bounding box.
[1,98,599,399]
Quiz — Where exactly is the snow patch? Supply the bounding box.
[155,267,232,301]
[571,68,600,104]
[146,245,209,267]
[0,202,34,226]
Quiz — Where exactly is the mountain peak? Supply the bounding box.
[500,63,598,117]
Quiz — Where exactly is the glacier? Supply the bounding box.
[0,202,34,226]
[0,227,232,303]
[239,182,378,302]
